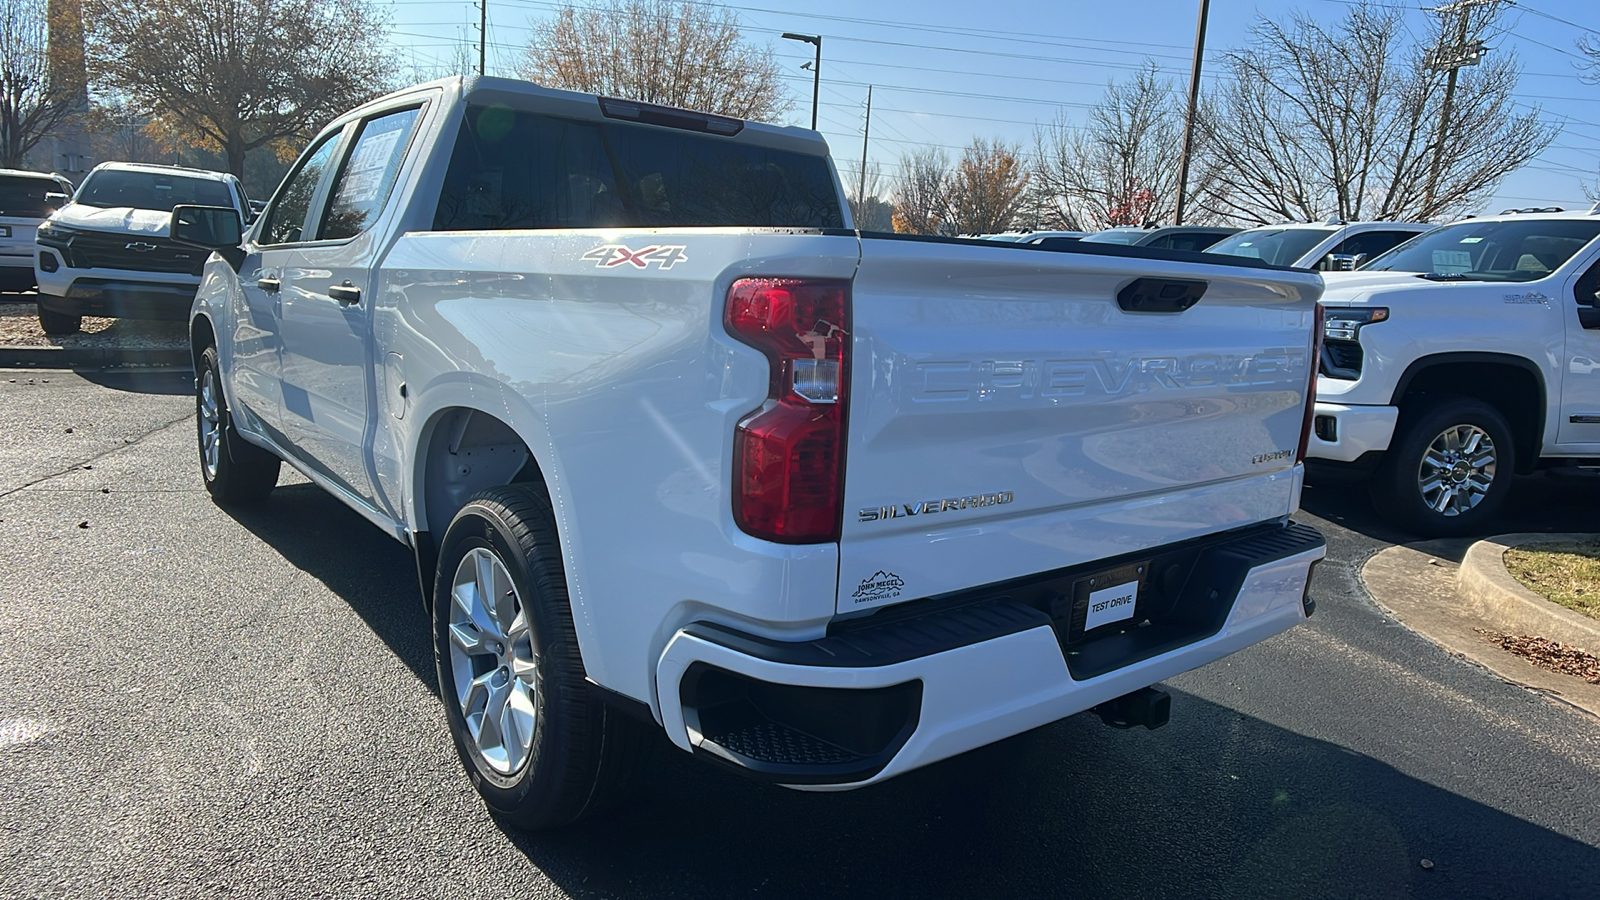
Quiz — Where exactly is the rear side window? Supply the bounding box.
[433,105,844,231]
[0,175,58,217]
[319,107,421,241]
[1330,230,1421,260]
[1162,231,1232,252]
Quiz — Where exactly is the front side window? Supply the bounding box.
[260,134,342,246]
[74,169,233,212]
[1207,227,1335,267]
[1365,219,1600,281]
[319,107,421,241]
[433,105,844,231]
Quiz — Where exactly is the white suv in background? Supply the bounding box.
[0,169,74,293]
[33,162,252,334]
[1206,221,1434,270]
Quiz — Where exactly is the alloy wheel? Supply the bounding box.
[448,547,539,775]
[1416,423,1497,517]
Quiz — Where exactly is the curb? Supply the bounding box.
[0,346,191,369]
[1458,532,1600,654]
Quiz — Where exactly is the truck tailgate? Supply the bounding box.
[838,238,1322,613]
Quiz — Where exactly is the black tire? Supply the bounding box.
[432,485,649,829]
[1369,396,1515,537]
[196,345,280,504]
[38,307,81,336]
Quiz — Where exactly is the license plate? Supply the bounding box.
[1076,562,1146,635]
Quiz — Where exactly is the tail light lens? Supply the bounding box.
[1296,302,1326,464]
[725,277,850,543]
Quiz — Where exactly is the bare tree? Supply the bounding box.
[843,160,893,231]
[520,1,789,121]
[891,146,951,234]
[1203,1,1554,223]
[86,0,395,176]
[0,0,85,168]
[945,137,1028,235]
[1033,62,1217,230]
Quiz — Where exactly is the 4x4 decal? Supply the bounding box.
[582,244,689,270]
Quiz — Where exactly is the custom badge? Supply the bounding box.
[582,244,689,270]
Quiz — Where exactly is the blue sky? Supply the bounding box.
[388,0,1600,217]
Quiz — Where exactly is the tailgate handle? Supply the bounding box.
[1118,278,1206,313]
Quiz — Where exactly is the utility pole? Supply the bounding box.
[1173,0,1211,226]
[478,0,487,76]
[1424,0,1495,217]
[782,33,822,130]
[858,85,873,218]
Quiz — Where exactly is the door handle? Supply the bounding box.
[257,276,280,293]
[328,282,362,307]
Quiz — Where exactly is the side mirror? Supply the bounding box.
[170,205,244,270]
[44,191,70,209]
[171,205,242,248]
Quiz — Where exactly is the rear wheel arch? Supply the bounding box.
[412,405,550,609]
[1389,353,1545,474]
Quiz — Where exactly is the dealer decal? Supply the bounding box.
[851,570,905,604]
[582,244,689,270]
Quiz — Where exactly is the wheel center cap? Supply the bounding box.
[1450,463,1470,483]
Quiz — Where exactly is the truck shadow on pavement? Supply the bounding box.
[220,481,438,694]
[1302,471,1600,555]
[222,477,1600,899]
[515,698,1600,900]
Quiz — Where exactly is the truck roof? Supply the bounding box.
[358,75,833,158]
[86,161,232,181]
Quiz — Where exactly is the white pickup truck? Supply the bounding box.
[174,76,1325,827]
[1306,210,1600,535]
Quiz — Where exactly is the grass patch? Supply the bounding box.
[1503,539,1600,620]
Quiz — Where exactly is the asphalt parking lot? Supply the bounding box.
[2,368,1599,899]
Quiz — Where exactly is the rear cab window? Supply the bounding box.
[0,174,69,218]
[433,105,844,231]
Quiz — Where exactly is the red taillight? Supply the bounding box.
[726,278,850,543]
[1296,302,1326,464]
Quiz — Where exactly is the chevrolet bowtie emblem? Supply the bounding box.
[125,241,158,252]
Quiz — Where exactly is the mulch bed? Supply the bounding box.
[0,299,186,348]
[1478,630,1600,684]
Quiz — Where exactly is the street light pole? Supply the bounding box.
[782,32,822,130]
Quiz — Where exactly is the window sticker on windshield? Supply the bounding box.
[1459,237,1483,243]
[1234,247,1261,258]
[1432,250,1472,274]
